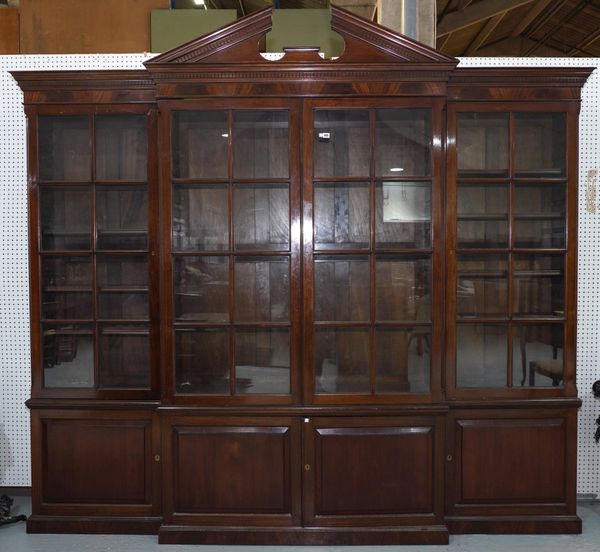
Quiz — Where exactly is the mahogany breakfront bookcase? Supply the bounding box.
[12,6,593,545]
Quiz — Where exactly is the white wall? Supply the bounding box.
[0,54,598,495]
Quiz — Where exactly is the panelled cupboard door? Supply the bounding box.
[30,409,161,523]
[445,409,579,523]
[303,416,445,527]
[161,99,302,405]
[161,416,302,527]
[303,98,446,405]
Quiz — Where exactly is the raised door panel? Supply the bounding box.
[33,410,158,517]
[447,409,578,517]
[304,417,444,527]
[164,417,301,526]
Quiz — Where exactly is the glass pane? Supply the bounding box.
[172,111,228,179]
[233,111,289,179]
[376,328,430,393]
[96,115,147,181]
[515,113,565,177]
[314,328,369,393]
[457,113,509,177]
[174,256,229,322]
[40,187,92,250]
[235,329,290,394]
[234,184,289,251]
[457,184,509,248]
[234,257,289,323]
[376,255,431,322]
[96,186,148,250]
[376,182,431,249]
[457,254,508,318]
[375,109,431,177]
[175,328,229,394]
[97,256,148,320]
[39,116,91,181]
[43,324,94,388]
[513,254,564,317]
[513,184,565,248]
[457,324,507,388]
[513,324,563,388]
[98,326,149,388]
[314,110,369,178]
[41,256,92,320]
[173,184,228,252]
[314,182,369,250]
[314,256,369,321]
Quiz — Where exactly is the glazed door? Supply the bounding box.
[161,99,302,404]
[302,98,445,404]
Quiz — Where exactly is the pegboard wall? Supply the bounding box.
[0,54,599,495]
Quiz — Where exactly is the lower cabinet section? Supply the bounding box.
[28,408,161,534]
[445,407,581,534]
[27,405,581,542]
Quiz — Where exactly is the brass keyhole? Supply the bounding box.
[304,464,311,471]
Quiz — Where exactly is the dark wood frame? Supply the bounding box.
[12,5,593,545]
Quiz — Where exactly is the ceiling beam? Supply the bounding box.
[464,12,506,55]
[476,35,565,56]
[568,26,600,56]
[510,0,553,37]
[437,0,534,37]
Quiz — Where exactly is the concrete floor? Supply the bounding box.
[2,496,600,551]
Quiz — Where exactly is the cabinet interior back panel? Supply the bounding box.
[1,54,598,495]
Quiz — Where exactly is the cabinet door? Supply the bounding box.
[162,416,302,527]
[34,109,158,398]
[447,105,578,398]
[166,100,301,404]
[304,99,445,404]
[31,409,160,520]
[303,416,444,527]
[446,408,578,519]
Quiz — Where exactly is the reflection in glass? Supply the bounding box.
[175,328,229,394]
[98,326,149,388]
[314,182,369,249]
[457,184,509,248]
[235,329,290,394]
[96,186,148,250]
[172,111,228,179]
[234,184,289,251]
[174,256,229,322]
[97,256,148,320]
[39,116,91,181]
[173,185,228,252]
[314,256,369,321]
[376,328,430,393]
[457,113,509,177]
[96,115,147,181]
[514,184,565,248]
[457,254,508,317]
[513,324,563,388]
[515,113,565,177]
[41,256,92,320]
[376,255,431,322]
[40,187,92,250]
[376,182,431,248]
[457,324,507,388]
[513,254,564,317]
[43,324,94,387]
[375,109,431,176]
[234,257,289,322]
[315,328,369,393]
[314,110,369,177]
[234,111,289,179]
